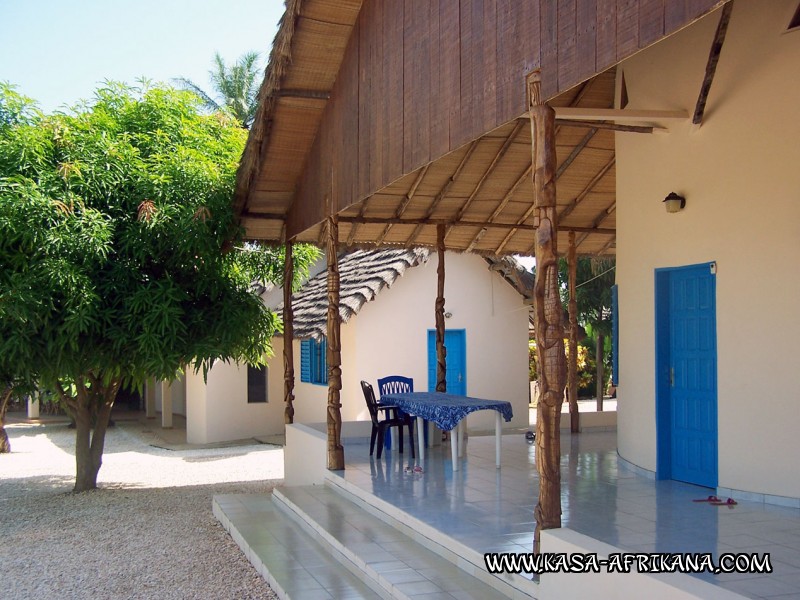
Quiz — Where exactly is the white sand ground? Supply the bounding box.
[1,416,284,600]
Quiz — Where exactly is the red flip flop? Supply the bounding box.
[710,497,737,507]
[693,495,721,503]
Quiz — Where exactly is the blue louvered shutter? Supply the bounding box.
[300,339,311,383]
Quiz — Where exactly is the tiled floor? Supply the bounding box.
[337,431,800,600]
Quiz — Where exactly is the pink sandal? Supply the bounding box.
[693,495,721,503]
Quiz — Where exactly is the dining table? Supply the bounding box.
[378,391,513,472]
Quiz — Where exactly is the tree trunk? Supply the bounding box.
[596,333,604,412]
[435,224,447,393]
[0,386,13,453]
[326,216,345,470]
[528,73,567,555]
[568,232,580,434]
[283,241,295,425]
[68,377,121,492]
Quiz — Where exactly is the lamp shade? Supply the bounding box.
[663,192,686,213]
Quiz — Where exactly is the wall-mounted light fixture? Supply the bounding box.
[663,192,686,213]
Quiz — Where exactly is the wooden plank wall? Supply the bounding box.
[288,0,722,237]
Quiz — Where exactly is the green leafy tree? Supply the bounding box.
[174,51,261,128]
[560,257,615,404]
[0,81,315,490]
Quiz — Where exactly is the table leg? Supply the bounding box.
[416,416,425,468]
[457,420,465,458]
[495,411,502,469]
[451,426,458,472]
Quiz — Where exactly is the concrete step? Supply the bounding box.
[213,493,383,599]
[273,484,521,599]
[324,471,537,598]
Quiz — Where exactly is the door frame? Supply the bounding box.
[654,262,718,483]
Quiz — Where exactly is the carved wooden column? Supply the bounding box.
[568,232,580,434]
[435,224,447,393]
[326,216,345,470]
[283,242,295,425]
[528,72,567,554]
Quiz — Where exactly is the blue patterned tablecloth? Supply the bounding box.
[379,392,513,431]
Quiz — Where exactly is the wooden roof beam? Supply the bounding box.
[556,128,598,180]
[597,236,617,254]
[445,120,526,241]
[554,119,658,133]
[407,141,479,245]
[558,156,616,221]
[693,1,734,125]
[574,203,617,251]
[467,82,598,254]
[375,165,429,245]
[337,215,614,235]
[553,107,688,122]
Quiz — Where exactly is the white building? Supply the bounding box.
[183,248,532,444]
[615,0,800,502]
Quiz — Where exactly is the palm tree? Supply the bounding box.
[175,51,261,128]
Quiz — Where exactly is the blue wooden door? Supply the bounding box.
[656,263,717,488]
[427,329,466,395]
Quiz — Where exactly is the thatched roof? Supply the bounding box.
[283,248,429,340]
[282,249,534,340]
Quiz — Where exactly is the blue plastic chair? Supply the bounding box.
[377,375,414,396]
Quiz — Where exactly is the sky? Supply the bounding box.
[0,0,286,112]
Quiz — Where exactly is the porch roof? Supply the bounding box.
[235,0,726,257]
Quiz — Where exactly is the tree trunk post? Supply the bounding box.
[568,232,580,433]
[326,216,345,470]
[528,72,567,554]
[283,241,295,425]
[596,333,605,412]
[161,380,173,429]
[435,224,447,393]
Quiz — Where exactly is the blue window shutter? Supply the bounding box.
[319,337,328,385]
[300,339,311,383]
[611,284,619,385]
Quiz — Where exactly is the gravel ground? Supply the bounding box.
[1,417,283,599]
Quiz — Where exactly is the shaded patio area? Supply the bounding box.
[330,430,800,599]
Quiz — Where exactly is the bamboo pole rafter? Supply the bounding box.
[326,216,345,470]
[528,72,567,554]
[283,242,295,424]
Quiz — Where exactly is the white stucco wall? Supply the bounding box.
[185,358,284,444]
[154,375,186,416]
[287,252,530,432]
[616,0,800,497]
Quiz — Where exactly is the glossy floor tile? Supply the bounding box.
[336,431,800,600]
